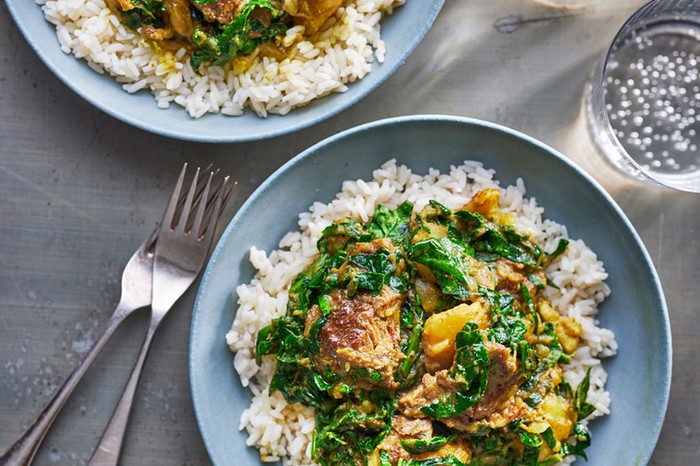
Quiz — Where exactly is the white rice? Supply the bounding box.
[37,0,404,118]
[226,159,618,465]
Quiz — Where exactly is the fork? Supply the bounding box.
[0,224,158,466]
[88,164,230,466]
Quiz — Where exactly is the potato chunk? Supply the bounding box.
[286,0,344,34]
[538,301,582,354]
[464,188,501,217]
[539,392,576,443]
[463,188,514,225]
[422,302,490,372]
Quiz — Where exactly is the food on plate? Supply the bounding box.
[39,0,405,117]
[227,160,617,465]
[104,0,344,71]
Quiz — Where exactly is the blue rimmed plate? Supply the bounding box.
[4,1,444,142]
[190,115,671,465]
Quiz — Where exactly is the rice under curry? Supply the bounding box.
[40,0,404,117]
[228,160,617,466]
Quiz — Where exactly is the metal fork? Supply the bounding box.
[88,164,230,466]
[0,225,158,466]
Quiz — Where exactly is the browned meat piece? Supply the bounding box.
[375,416,434,464]
[374,416,473,465]
[287,0,344,34]
[398,342,520,429]
[349,237,394,255]
[193,0,245,25]
[141,25,174,41]
[494,258,537,300]
[304,286,405,389]
[458,396,529,433]
[398,370,461,419]
[467,342,520,420]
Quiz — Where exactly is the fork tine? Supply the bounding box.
[200,175,230,241]
[200,175,235,228]
[175,164,215,220]
[191,171,214,238]
[162,164,188,230]
[177,166,201,233]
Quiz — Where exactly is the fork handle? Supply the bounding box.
[88,320,159,466]
[0,305,132,466]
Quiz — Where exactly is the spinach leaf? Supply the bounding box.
[396,296,424,386]
[574,368,596,420]
[318,218,366,255]
[452,323,489,391]
[483,287,527,351]
[479,286,513,324]
[379,451,393,466]
[397,455,467,466]
[312,396,394,465]
[397,323,422,375]
[511,420,559,464]
[520,283,539,335]
[191,0,287,71]
[517,429,542,448]
[546,238,569,263]
[306,314,328,354]
[348,249,397,296]
[401,435,456,454]
[410,237,474,299]
[420,391,478,420]
[455,210,542,266]
[523,322,564,388]
[421,323,488,419]
[538,323,564,368]
[540,426,558,449]
[560,423,591,460]
[369,202,413,242]
[255,318,280,364]
[257,315,327,406]
[120,0,163,29]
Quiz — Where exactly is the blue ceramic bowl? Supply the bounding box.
[4,0,444,142]
[190,115,671,465]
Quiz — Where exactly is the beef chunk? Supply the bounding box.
[305,286,405,389]
[193,0,245,25]
[398,342,521,429]
[376,416,434,464]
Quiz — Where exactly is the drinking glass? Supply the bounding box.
[586,0,700,192]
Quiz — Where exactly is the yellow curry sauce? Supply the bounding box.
[257,189,596,466]
[106,0,343,70]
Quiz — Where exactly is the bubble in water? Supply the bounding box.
[674,141,689,151]
[599,23,700,177]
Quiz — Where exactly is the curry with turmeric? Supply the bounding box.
[257,189,596,465]
[107,0,343,70]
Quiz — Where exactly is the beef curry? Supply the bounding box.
[107,0,343,70]
[256,189,596,465]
